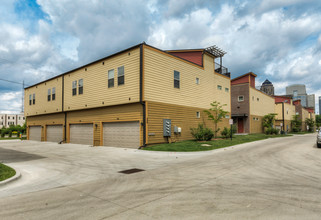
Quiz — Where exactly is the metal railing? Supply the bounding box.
[215,62,230,77]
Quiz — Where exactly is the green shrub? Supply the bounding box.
[265,128,280,135]
[190,124,214,141]
[220,126,237,139]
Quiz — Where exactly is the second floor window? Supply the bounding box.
[174,70,180,88]
[118,66,124,86]
[33,94,35,104]
[217,85,222,90]
[52,87,56,100]
[108,69,114,88]
[78,79,83,95]
[48,89,51,101]
[29,95,32,105]
[72,81,77,96]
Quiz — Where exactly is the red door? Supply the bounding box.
[238,118,244,133]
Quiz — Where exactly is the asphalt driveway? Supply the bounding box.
[1,134,321,219]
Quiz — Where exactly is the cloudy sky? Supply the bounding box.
[1,0,321,114]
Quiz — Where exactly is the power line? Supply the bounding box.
[0,78,30,87]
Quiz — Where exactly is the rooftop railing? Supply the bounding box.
[215,62,230,78]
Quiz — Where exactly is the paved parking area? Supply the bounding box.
[1,135,321,219]
[0,140,206,197]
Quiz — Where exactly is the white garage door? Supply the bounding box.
[47,125,63,143]
[103,122,140,148]
[29,126,42,141]
[70,123,93,145]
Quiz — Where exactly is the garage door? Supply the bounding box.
[103,122,140,148]
[47,125,63,143]
[70,124,93,145]
[29,126,42,141]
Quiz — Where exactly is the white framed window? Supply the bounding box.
[47,89,51,101]
[196,111,200,118]
[33,93,35,104]
[52,87,56,100]
[196,77,200,85]
[257,98,260,101]
[238,95,244,102]
[108,69,114,88]
[72,81,77,96]
[174,70,180,88]
[217,85,222,90]
[78,79,83,95]
[225,115,230,118]
[118,66,124,85]
[29,94,32,105]
[225,88,229,92]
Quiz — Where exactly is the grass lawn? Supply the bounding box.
[288,131,314,135]
[143,134,292,152]
[0,163,16,181]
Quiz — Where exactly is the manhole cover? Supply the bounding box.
[118,168,145,174]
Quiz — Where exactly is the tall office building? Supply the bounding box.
[286,84,315,109]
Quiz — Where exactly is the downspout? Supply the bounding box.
[140,43,146,148]
[62,75,67,143]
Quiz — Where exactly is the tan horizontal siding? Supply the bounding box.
[147,101,229,144]
[249,87,275,116]
[24,76,63,116]
[144,46,231,112]
[64,47,140,111]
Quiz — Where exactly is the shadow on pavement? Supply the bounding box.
[0,147,45,163]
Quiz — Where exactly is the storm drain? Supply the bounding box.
[118,168,145,174]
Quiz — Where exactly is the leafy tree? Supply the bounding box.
[291,114,302,132]
[262,113,277,129]
[204,101,229,138]
[305,118,315,132]
[316,115,321,129]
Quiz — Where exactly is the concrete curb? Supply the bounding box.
[0,165,21,186]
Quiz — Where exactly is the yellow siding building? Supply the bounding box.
[24,43,231,147]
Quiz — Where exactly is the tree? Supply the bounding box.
[204,101,229,138]
[316,115,321,129]
[291,114,302,132]
[262,113,277,129]
[305,118,315,132]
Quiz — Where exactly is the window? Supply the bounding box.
[217,85,222,90]
[72,81,77,96]
[52,87,56,100]
[33,94,35,104]
[78,79,83,95]
[252,96,254,101]
[19,117,21,120]
[253,117,256,120]
[118,66,124,85]
[238,95,244,102]
[48,89,51,101]
[293,90,298,97]
[8,116,10,119]
[196,77,200,85]
[225,88,229,92]
[257,98,259,101]
[225,115,230,118]
[13,117,14,119]
[174,70,180,88]
[108,69,114,88]
[29,95,32,105]
[196,112,200,118]
[23,117,25,120]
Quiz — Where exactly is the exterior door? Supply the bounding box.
[29,126,42,141]
[70,123,93,145]
[103,121,140,148]
[238,118,244,133]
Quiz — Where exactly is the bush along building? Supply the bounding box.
[231,72,275,134]
[24,43,231,148]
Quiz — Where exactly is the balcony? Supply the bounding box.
[215,62,230,78]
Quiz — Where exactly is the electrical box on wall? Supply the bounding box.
[174,126,182,134]
[163,119,171,137]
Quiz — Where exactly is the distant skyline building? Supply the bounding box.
[286,84,315,109]
[260,79,274,96]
